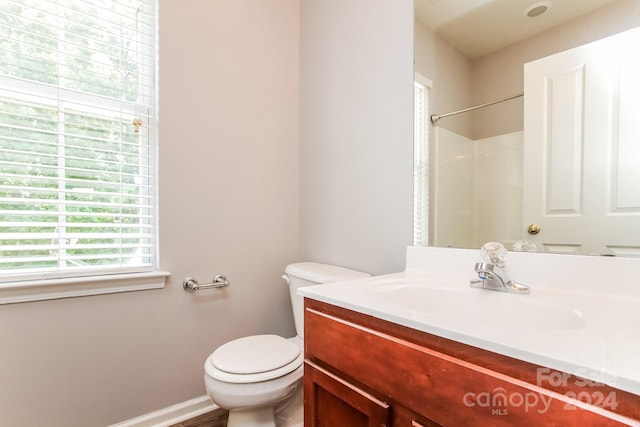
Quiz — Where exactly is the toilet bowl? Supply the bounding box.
[203,262,370,427]
[205,335,303,410]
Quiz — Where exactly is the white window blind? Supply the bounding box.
[414,76,430,247]
[0,0,157,283]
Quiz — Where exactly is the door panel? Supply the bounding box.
[523,27,640,256]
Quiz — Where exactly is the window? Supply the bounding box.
[0,0,165,303]
[413,74,431,247]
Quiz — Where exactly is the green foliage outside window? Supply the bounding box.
[0,0,155,273]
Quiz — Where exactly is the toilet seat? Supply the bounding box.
[206,334,303,384]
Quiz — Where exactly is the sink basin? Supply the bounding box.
[370,282,585,330]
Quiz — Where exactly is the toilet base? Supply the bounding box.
[227,406,275,427]
[274,382,303,427]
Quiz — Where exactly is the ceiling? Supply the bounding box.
[415,0,620,59]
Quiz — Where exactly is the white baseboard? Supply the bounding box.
[109,395,219,427]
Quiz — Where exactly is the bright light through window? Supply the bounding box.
[0,0,158,283]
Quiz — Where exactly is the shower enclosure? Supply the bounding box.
[429,98,524,250]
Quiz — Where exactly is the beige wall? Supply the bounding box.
[472,0,640,139]
[298,0,414,275]
[414,19,473,139]
[415,0,640,141]
[0,1,300,426]
[0,1,417,424]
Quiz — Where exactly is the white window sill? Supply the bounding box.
[0,271,170,305]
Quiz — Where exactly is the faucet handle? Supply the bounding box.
[480,242,507,268]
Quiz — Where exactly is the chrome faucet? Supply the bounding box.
[470,242,530,294]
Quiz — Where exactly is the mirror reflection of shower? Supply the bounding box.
[428,95,524,251]
[415,0,640,257]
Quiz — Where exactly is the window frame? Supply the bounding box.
[413,73,432,247]
[0,0,167,304]
[0,270,169,304]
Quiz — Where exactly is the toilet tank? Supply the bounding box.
[283,262,370,339]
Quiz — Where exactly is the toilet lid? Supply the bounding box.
[211,334,301,375]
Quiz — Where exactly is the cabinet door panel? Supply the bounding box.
[305,304,631,426]
[304,360,390,427]
[393,404,443,427]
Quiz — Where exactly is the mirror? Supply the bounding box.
[414,0,640,256]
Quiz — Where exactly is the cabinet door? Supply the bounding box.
[392,405,443,427]
[304,360,390,427]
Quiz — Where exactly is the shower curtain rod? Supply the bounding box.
[430,93,524,124]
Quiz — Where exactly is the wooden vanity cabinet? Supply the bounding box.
[303,298,640,427]
[304,360,390,427]
[304,359,441,427]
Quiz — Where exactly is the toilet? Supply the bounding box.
[204,262,370,427]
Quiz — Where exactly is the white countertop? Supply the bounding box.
[299,246,640,397]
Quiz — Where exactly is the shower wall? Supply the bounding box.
[432,127,475,249]
[474,131,524,248]
[432,128,523,250]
